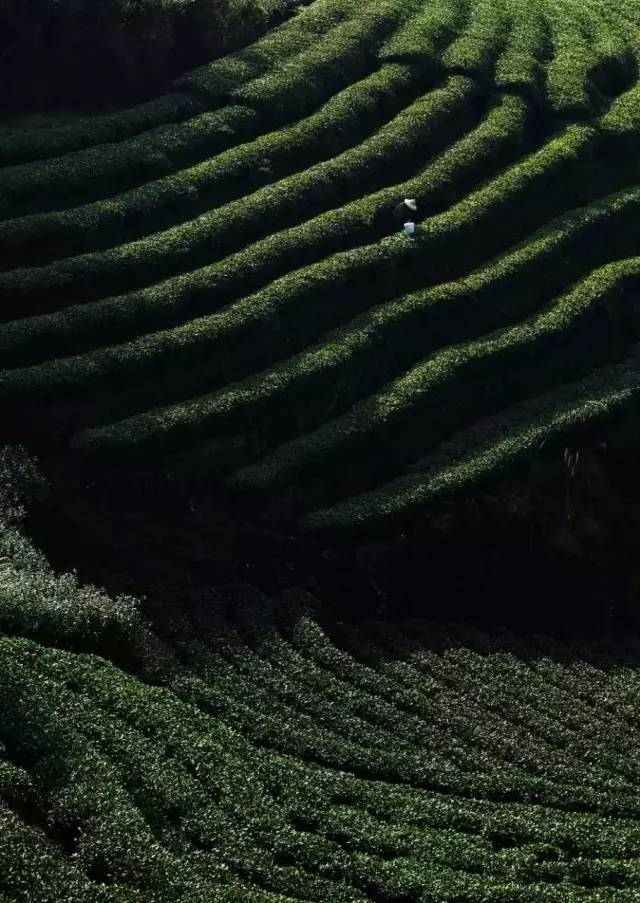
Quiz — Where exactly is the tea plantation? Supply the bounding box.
[4,484,640,902]
[3,0,640,898]
[2,0,640,538]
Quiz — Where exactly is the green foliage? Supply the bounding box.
[380,0,467,71]
[0,0,380,220]
[0,106,258,223]
[230,0,417,124]
[0,76,478,395]
[229,255,640,502]
[2,0,640,532]
[0,0,365,168]
[0,63,423,269]
[4,1,640,899]
[0,94,205,169]
[0,446,45,523]
[40,120,636,460]
[175,0,365,98]
[301,352,640,534]
[2,507,640,899]
[494,0,547,97]
[440,0,511,79]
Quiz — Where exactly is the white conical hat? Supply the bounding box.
[404,198,418,211]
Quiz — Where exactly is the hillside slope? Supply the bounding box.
[3,497,640,902]
[3,3,640,897]
[2,0,640,540]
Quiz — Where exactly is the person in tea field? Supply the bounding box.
[393,197,418,224]
[373,197,418,234]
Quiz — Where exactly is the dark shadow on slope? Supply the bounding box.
[21,407,640,642]
[588,51,638,112]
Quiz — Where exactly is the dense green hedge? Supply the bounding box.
[0,63,425,270]
[0,23,426,297]
[300,351,640,535]
[494,0,547,98]
[0,93,205,169]
[227,255,640,502]
[0,124,594,355]
[174,0,365,99]
[73,178,640,461]
[543,0,635,119]
[0,77,478,395]
[229,0,417,125]
[440,0,511,80]
[0,88,521,370]
[379,0,467,71]
[11,117,616,444]
[0,106,258,225]
[0,116,594,323]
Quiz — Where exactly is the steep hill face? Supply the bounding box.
[3,3,640,896]
[3,502,640,902]
[2,0,640,554]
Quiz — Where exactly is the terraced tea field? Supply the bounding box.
[3,0,640,537]
[4,510,640,902]
[4,3,640,897]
